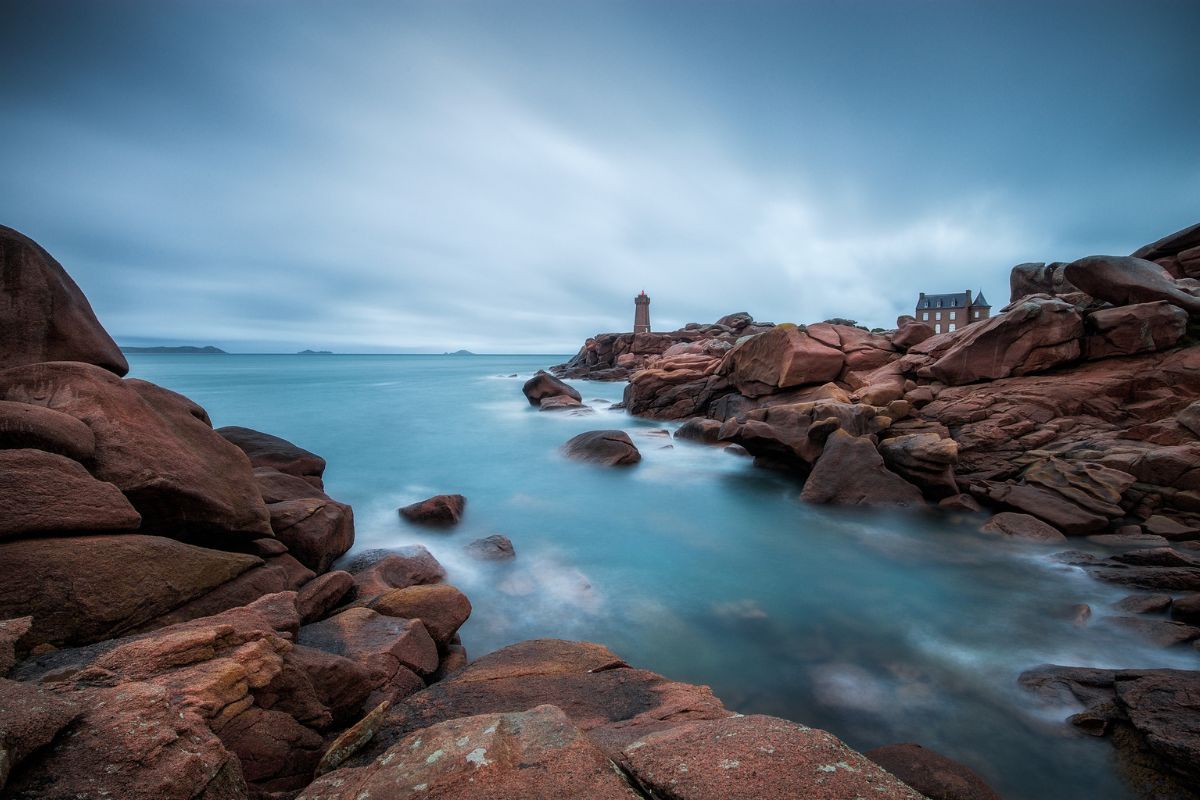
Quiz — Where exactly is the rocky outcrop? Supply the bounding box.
[719,400,888,472]
[344,546,447,603]
[800,430,925,508]
[562,430,642,466]
[1083,301,1189,359]
[0,225,128,376]
[1065,255,1200,315]
[399,493,466,526]
[218,425,327,488]
[923,297,1083,386]
[1009,261,1077,302]
[1133,221,1200,279]
[718,324,847,397]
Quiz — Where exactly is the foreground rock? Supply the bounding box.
[0,224,128,375]
[621,715,924,800]
[399,493,466,526]
[800,430,924,508]
[299,705,642,800]
[562,430,641,466]
[369,584,472,646]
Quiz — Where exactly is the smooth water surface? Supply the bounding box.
[129,353,1199,800]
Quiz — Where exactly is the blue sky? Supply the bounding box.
[2,0,1197,352]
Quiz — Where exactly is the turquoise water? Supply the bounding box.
[128,353,1198,800]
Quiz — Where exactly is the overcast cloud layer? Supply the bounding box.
[2,0,1197,352]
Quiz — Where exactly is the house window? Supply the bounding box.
[948,323,956,332]
[935,312,941,320]
[922,312,929,321]
[974,310,980,319]
[934,323,941,334]
[949,311,956,320]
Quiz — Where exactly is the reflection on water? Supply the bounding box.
[128,353,1198,800]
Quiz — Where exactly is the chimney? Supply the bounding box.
[965,289,972,307]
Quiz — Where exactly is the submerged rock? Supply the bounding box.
[562,430,641,466]
[865,742,1001,800]
[465,534,516,560]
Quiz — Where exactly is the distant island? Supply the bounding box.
[121,345,227,354]
[444,349,475,356]
[297,349,334,354]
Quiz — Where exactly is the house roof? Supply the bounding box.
[916,290,991,309]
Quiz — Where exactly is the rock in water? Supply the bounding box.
[865,742,1002,800]
[1064,255,1200,315]
[562,430,641,466]
[980,512,1067,542]
[0,225,128,375]
[522,370,582,406]
[399,493,466,526]
[465,534,516,560]
[800,430,924,507]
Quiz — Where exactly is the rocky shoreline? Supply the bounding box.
[545,220,1200,795]
[0,222,1004,799]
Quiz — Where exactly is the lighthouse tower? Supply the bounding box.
[633,291,651,333]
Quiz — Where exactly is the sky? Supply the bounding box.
[1,0,1197,353]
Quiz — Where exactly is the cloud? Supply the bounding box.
[0,1,1196,351]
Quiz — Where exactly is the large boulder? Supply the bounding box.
[218,426,326,488]
[298,705,641,800]
[522,371,582,406]
[0,399,96,461]
[300,607,439,685]
[925,297,1083,386]
[1082,301,1188,359]
[562,430,641,466]
[865,742,1001,800]
[1133,221,1200,279]
[369,584,472,647]
[718,400,885,471]
[718,324,846,397]
[878,432,959,498]
[1008,261,1077,302]
[980,512,1066,542]
[0,534,262,647]
[268,496,355,573]
[0,362,272,539]
[0,448,141,539]
[0,225,128,375]
[892,318,935,349]
[1064,255,1200,315]
[621,715,923,800]
[345,547,447,604]
[800,430,924,508]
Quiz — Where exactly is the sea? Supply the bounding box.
[127,352,1199,800]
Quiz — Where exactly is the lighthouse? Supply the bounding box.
[633,291,651,333]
